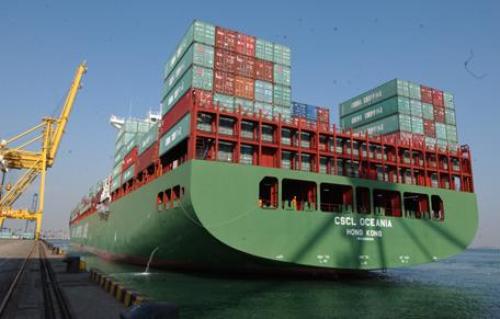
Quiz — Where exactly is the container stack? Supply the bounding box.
[111,119,156,192]
[161,20,292,120]
[339,79,458,149]
[292,102,330,124]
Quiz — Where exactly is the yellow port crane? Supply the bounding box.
[0,63,87,239]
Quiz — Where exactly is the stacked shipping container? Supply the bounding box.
[292,102,330,124]
[111,119,158,192]
[161,20,293,121]
[339,79,458,149]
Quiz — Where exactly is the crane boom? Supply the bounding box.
[0,62,87,239]
[48,63,87,165]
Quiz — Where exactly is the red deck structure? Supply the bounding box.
[108,89,473,204]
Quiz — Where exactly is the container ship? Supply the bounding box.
[69,21,478,273]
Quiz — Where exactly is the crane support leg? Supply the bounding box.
[0,217,5,230]
[35,122,50,240]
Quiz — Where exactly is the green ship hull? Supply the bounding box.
[70,160,478,272]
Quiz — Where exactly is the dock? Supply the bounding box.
[0,239,126,319]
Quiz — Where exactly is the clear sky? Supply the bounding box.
[0,1,498,247]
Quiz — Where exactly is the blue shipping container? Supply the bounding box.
[292,102,307,117]
[305,104,317,121]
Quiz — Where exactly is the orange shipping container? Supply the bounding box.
[194,89,213,108]
[420,86,433,104]
[317,108,330,124]
[236,33,256,56]
[433,107,445,123]
[214,71,235,95]
[215,49,236,73]
[432,89,444,107]
[215,27,237,52]
[235,54,255,78]
[254,59,273,82]
[234,76,254,100]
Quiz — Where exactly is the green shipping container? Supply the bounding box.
[116,132,136,151]
[254,80,273,104]
[411,117,424,134]
[162,65,213,115]
[111,175,121,192]
[138,124,159,154]
[444,92,455,109]
[273,64,291,86]
[340,96,410,129]
[425,137,437,146]
[422,103,434,120]
[122,164,135,183]
[273,44,291,67]
[435,123,447,140]
[159,114,191,156]
[399,114,412,132]
[436,139,448,149]
[254,102,273,117]
[164,20,215,79]
[353,115,399,136]
[353,114,412,136]
[273,105,292,119]
[445,109,456,125]
[273,84,291,107]
[409,82,421,100]
[339,79,410,117]
[397,80,410,97]
[163,43,214,95]
[112,163,122,177]
[125,133,140,154]
[410,99,423,118]
[114,147,126,164]
[235,98,254,113]
[446,125,458,143]
[256,38,274,62]
[214,93,234,110]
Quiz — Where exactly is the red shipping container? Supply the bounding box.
[234,76,254,100]
[423,119,436,137]
[381,132,424,146]
[193,89,213,108]
[215,27,237,52]
[137,141,158,173]
[235,32,256,56]
[421,86,433,104]
[254,59,273,82]
[160,90,193,136]
[433,107,445,123]
[432,89,444,107]
[317,107,330,124]
[214,70,235,95]
[214,48,236,73]
[122,147,138,171]
[235,54,255,78]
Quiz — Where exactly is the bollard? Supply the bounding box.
[62,256,81,273]
[79,260,87,272]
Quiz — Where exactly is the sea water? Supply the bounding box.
[50,241,499,319]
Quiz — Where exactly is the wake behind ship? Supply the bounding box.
[69,20,478,273]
